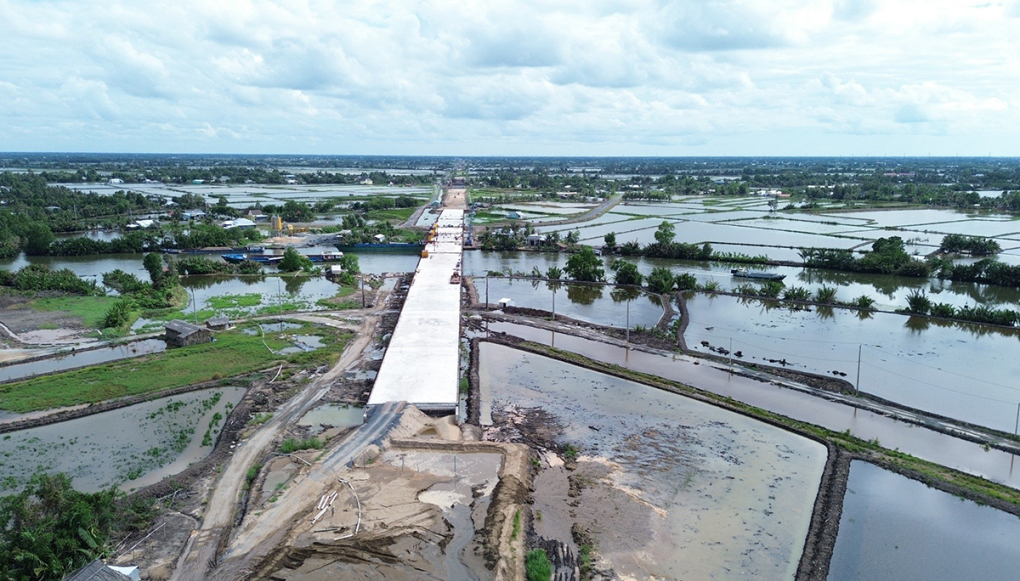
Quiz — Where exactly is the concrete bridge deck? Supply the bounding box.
[367,208,464,413]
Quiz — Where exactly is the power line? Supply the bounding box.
[860,361,1019,404]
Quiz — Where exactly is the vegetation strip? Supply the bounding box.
[0,322,350,413]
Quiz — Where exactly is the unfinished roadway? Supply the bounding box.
[171,192,469,580]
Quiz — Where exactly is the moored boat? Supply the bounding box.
[731,268,785,281]
[221,253,284,264]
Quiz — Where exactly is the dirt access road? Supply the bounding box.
[169,312,382,581]
[210,400,408,579]
[445,187,467,209]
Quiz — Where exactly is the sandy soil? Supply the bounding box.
[446,188,467,210]
[223,408,529,581]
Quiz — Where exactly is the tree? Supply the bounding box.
[564,246,604,282]
[143,252,164,284]
[546,266,563,280]
[23,223,54,256]
[0,473,118,580]
[339,253,360,274]
[611,259,643,286]
[565,229,580,245]
[603,232,616,248]
[653,221,675,246]
[278,247,312,272]
[647,266,676,294]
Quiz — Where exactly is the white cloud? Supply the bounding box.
[0,0,1016,154]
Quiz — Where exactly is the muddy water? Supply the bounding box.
[297,404,363,434]
[685,293,1020,433]
[0,339,166,384]
[829,461,1020,581]
[481,342,825,580]
[0,387,244,493]
[484,321,1020,489]
[477,277,663,329]
[383,450,501,581]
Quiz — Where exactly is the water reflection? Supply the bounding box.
[829,461,1020,581]
[565,283,603,305]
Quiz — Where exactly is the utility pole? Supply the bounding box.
[278,276,283,317]
[856,345,862,396]
[626,299,630,344]
[728,338,733,370]
[1014,403,1019,436]
[552,286,556,321]
[361,276,366,308]
[485,277,489,309]
[191,288,197,325]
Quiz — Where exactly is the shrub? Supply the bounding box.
[525,549,553,581]
[279,437,323,453]
[851,295,876,310]
[930,302,956,318]
[815,285,838,304]
[646,267,676,294]
[781,286,811,301]
[103,298,134,328]
[757,281,784,298]
[675,273,698,290]
[905,289,932,314]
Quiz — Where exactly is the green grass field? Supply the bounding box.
[0,323,351,413]
[30,296,121,329]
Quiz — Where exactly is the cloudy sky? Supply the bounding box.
[1,0,1018,156]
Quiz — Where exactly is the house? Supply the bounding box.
[126,219,155,230]
[246,209,266,221]
[373,233,387,243]
[221,218,256,229]
[63,560,138,581]
[182,210,206,221]
[326,265,345,280]
[205,316,230,330]
[506,211,521,220]
[164,320,212,347]
[108,178,124,185]
[526,234,547,246]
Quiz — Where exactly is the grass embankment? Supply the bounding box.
[0,322,352,413]
[30,295,121,329]
[509,339,1020,512]
[316,284,360,309]
[363,207,416,222]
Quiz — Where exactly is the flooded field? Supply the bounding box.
[465,250,1020,311]
[481,342,825,579]
[0,387,244,493]
[480,277,663,329]
[685,293,1020,433]
[484,321,1020,489]
[829,461,1020,581]
[0,338,165,384]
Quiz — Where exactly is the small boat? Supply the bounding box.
[731,268,785,281]
[221,254,284,264]
[305,251,345,263]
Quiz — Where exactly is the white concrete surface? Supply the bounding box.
[368,208,464,412]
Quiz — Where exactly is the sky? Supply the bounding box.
[0,0,1018,156]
